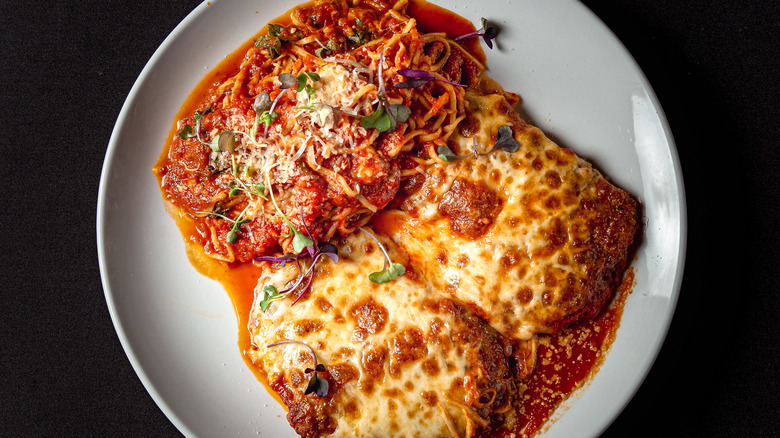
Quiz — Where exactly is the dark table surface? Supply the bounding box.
[2,0,778,436]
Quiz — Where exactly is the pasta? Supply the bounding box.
[154,0,493,263]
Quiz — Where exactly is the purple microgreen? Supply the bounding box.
[266,340,329,398]
[358,227,406,284]
[318,243,339,264]
[254,253,300,265]
[255,179,339,311]
[394,78,430,89]
[396,69,435,80]
[304,372,329,398]
[394,69,466,89]
[454,17,499,49]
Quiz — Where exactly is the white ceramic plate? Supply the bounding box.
[97,0,686,436]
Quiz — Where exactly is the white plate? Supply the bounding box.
[97,0,686,436]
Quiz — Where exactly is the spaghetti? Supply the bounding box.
[155,0,494,262]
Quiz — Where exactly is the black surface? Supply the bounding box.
[1,0,778,436]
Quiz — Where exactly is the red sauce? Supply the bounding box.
[154,1,633,435]
[504,268,635,437]
[407,0,485,63]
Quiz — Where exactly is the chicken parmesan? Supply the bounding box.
[153,0,641,437]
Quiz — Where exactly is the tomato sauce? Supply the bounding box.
[153,1,633,436]
[505,269,634,437]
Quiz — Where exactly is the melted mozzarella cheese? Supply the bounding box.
[248,230,529,438]
[376,88,638,340]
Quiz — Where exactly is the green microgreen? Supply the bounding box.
[358,227,406,284]
[254,201,339,312]
[252,73,298,139]
[203,204,251,244]
[487,125,520,153]
[437,144,473,162]
[258,110,279,126]
[267,175,315,254]
[454,18,499,49]
[346,18,371,46]
[436,125,519,162]
[266,340,329,398]
[258,284,283,311]
[255,23,287,58]
[314,39,336,58]
[360,51,411,133]
[178,107,217,151]
[296,71,320,101]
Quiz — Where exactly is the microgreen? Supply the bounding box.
[258,284,282,311]
[437,144,473,162]
[267,178,315,254]
[296,71,320,101]
[454,18,499,49]
[347,18,371,46]
[204,204,251,244]
[358,227,406,284]
[315,39,336,58]
[178,107,217,151]
[254,204,339,311]
[361,52,411,133]
[255,23,287,58]
[177,124,193,139]
[486,125,520,153]
[228,180,267,200]
[217,130,237,153]
[266,340,329,397]
[394,69,466,89]
[297,101,334,125]
[252,73,298,139]
[267,23,284,37]
[437,125,520,162]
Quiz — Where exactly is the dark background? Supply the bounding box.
[1,0,778,436]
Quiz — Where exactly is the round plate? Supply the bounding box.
[97,0,686,436]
